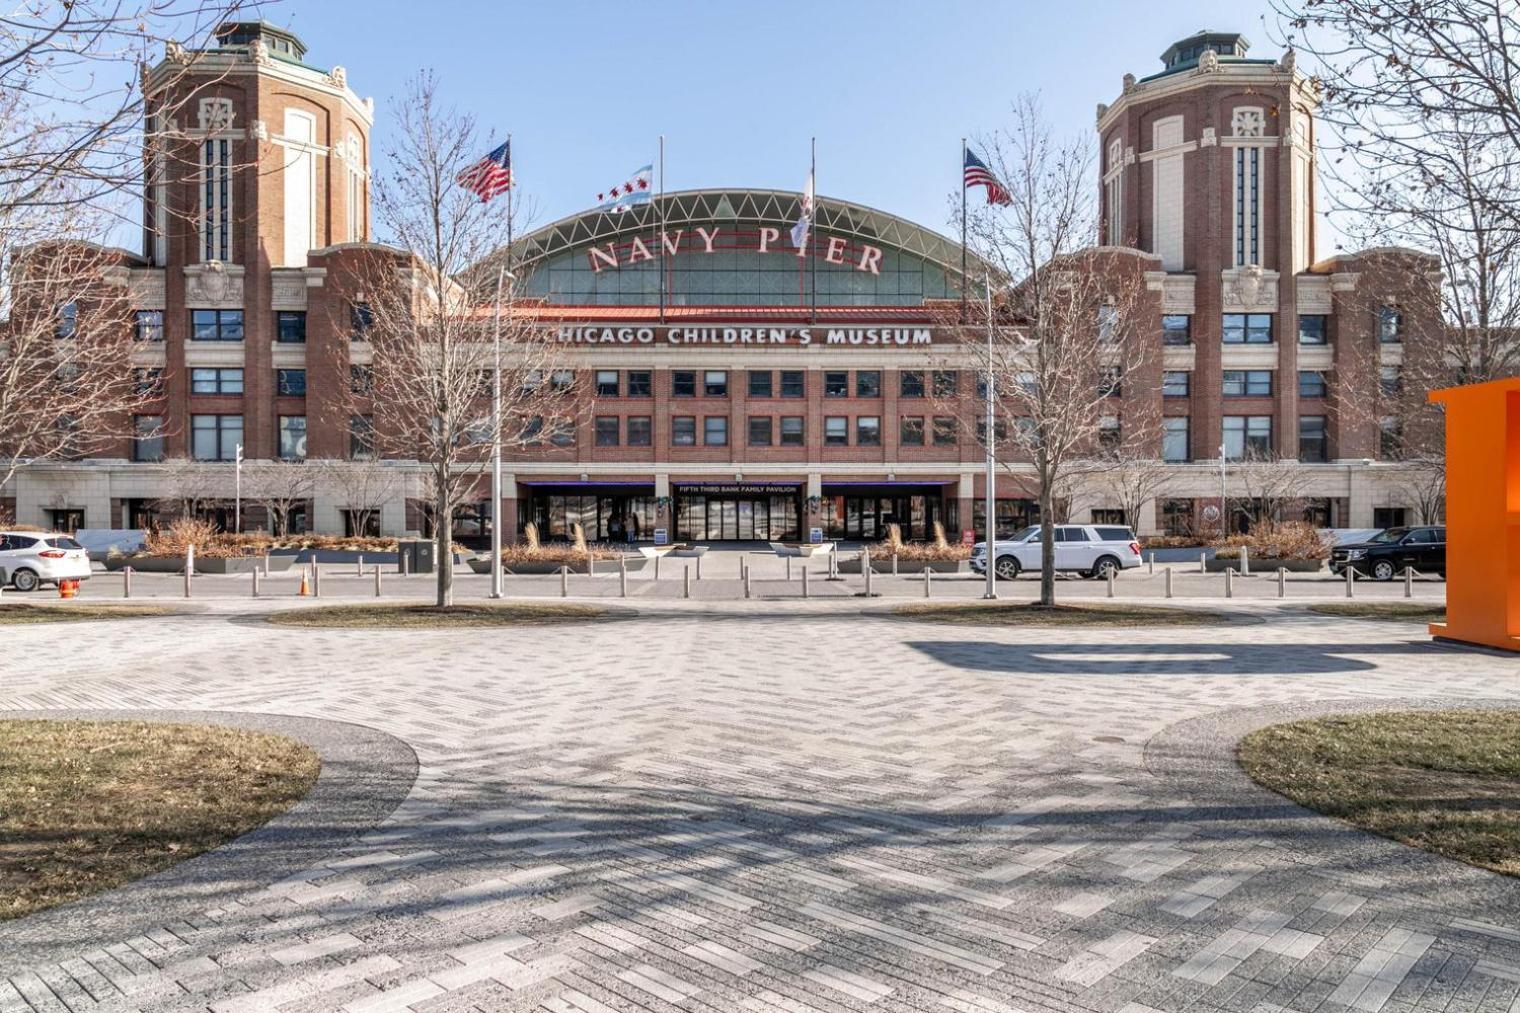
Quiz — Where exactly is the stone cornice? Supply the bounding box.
[1097,64,1319,135]
[144,51,374,126]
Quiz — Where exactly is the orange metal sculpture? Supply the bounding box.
[1427,376,1520,651]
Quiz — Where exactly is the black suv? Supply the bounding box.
[1330,526,1446,581]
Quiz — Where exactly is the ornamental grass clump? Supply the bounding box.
[868,521,970,561]
[1212,521,1330,561]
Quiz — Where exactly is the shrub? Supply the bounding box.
[869,541,971,562]
[499,543,626,564]
[1211,521,1330,561]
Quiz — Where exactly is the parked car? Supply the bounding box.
[0,532,93,592]
[1329,526,1445,581]
[971,524,1143,580]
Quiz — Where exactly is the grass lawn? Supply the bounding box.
[890,601,1233,626]
[265,602,608,628]
[1307,602,1446,623]
[0,603,182,624]
[0,720,318,920]
[1239,710,1520,877]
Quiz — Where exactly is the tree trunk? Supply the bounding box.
[434,469,452,608]
[1038,478,1056,606]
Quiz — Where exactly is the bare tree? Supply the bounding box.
[245,460,313,536]
[320,459,402,537]
[152,455,225,521]
[0,3,253,497]
[958,94,1154,604]
[341,73,581,607]
[1231,451,1313,533]
[1081,451,1172,533]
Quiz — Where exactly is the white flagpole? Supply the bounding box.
[809,136,817,325]
[658,135,666,323]
[489,135,512,599]
[983,270,997,600]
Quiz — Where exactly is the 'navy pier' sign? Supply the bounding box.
[555,326,934,347]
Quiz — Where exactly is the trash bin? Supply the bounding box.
[398,539,437,574]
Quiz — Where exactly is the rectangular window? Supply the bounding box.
[703,416,728,446]
[53,301,76,338]
[932,416,957,446]
[135,309,164,342]
[134,368,164,397]
[201,136,230,262]
[276,368,306,397]
[780,370,805,398]
[856,416,881,446]
[1379,416,1402,458]
[824,416,848,445]
[704,370,728,397]
[1298,314,1328,345]
[933,370,958,397]
[1162,416,1189,462]
[1098,415,1121,450]
[1162,370,1190,397]
[1379,306,1402,344]
[1223,415,1272,460]
[191,367,243,395]
[1298,370,1327,398]
[350,364,373,393]
[278,415,306,460]
[1097,305,1118,343]
[672,415,696,445]
[1222,370,1272,396]
[1234,144,1260,266]
[627,370,652,397]
[133,415,165,462]
[672,370,696,397]
[900,416,925,446]
[824,371,848,397]
[276,310,306,344]
[900,370,925,398]
[191,413,242,461]
[779,416,805,446]
[856,370,881,398]
[595,370,619,397]
[550,369,574,391]
[350,302,373,340]
[748,370,772,398]
[748,416,773,446]
[1299,415,1328,462]
[626,416,652,446]
[594,416,619,446]
[548,417,574,447]
[349,414,374,458]
[1099,366,1122,398]
[1380,365,1402,397]
[1161,314,1191,345]
[1222,313,1272,344]
[191,308,244,341]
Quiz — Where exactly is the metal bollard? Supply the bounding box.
[619,561,627,599]
[683,564,690,599]
[357,554,364,577]
[695,554,702,580]
[892,554,899,576]
[588,554,596,577]
[1404,566,1413,598]
[375,565,383,597]
[924,566,932,598]
[1199,551,1207,574]
[829,550,838,580]
[1148,552,1154,574]
[313,563,321,598]
[1241,546,1250,576]
[1277,567,1286,598]
[263,554,270,576]
[123,566,132,599]
[802,564,809,598]
[252,568,259,598]
[1225,567,1234,598]
[1164,566,1173,598]
[744,566,752,599]
[1106,567,1115,598]
[863,548,873,597]
[561,565,568,598]
[654,554,660,580]
[1346,565,1355,598]
[183,559,191,599]
[786,556,792,581]
[401,550,410,577]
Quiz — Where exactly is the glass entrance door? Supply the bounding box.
[677,495,799,541]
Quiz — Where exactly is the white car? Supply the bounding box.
[0,532,93,592]
[970,524,1143,580]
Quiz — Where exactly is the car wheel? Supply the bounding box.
[1371,559,1396,581]
[1092,556,1121,580]
[11,568,40,593]
[994,556,1020,580]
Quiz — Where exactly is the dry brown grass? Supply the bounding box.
[1213,522,1331,561]
[890,602,1233,626]
[0,720,317,920]
[1240,710,1520,878]
[0,603,181,624]
[265,602,608,628]
[1308,602,1447,623]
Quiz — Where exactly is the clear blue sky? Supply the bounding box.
[257,2,1336,250]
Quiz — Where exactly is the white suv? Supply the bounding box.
[0,532,93,592]
[970,524,1142,581]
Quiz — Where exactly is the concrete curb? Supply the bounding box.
[0,709,418,972]
[1143,695,1520,921]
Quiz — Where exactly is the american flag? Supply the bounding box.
[457,140,513,202]
[964,148,1011,206]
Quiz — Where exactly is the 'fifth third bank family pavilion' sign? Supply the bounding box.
[586,227,886,275]
[556,325,935,347]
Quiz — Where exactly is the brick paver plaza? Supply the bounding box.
[3,595,1519,1012]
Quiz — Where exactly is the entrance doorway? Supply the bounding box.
[820,488,947,541]
[677,494,799,541]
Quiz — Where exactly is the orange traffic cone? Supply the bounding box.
[297,568,310,597]
[58,579,77,599]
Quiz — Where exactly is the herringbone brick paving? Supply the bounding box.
[1,599,1517,1013]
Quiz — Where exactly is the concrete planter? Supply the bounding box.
[1205,557,1324,573]
[837,557,965,574]
[103,554,296,575]
[467,555,649,576]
